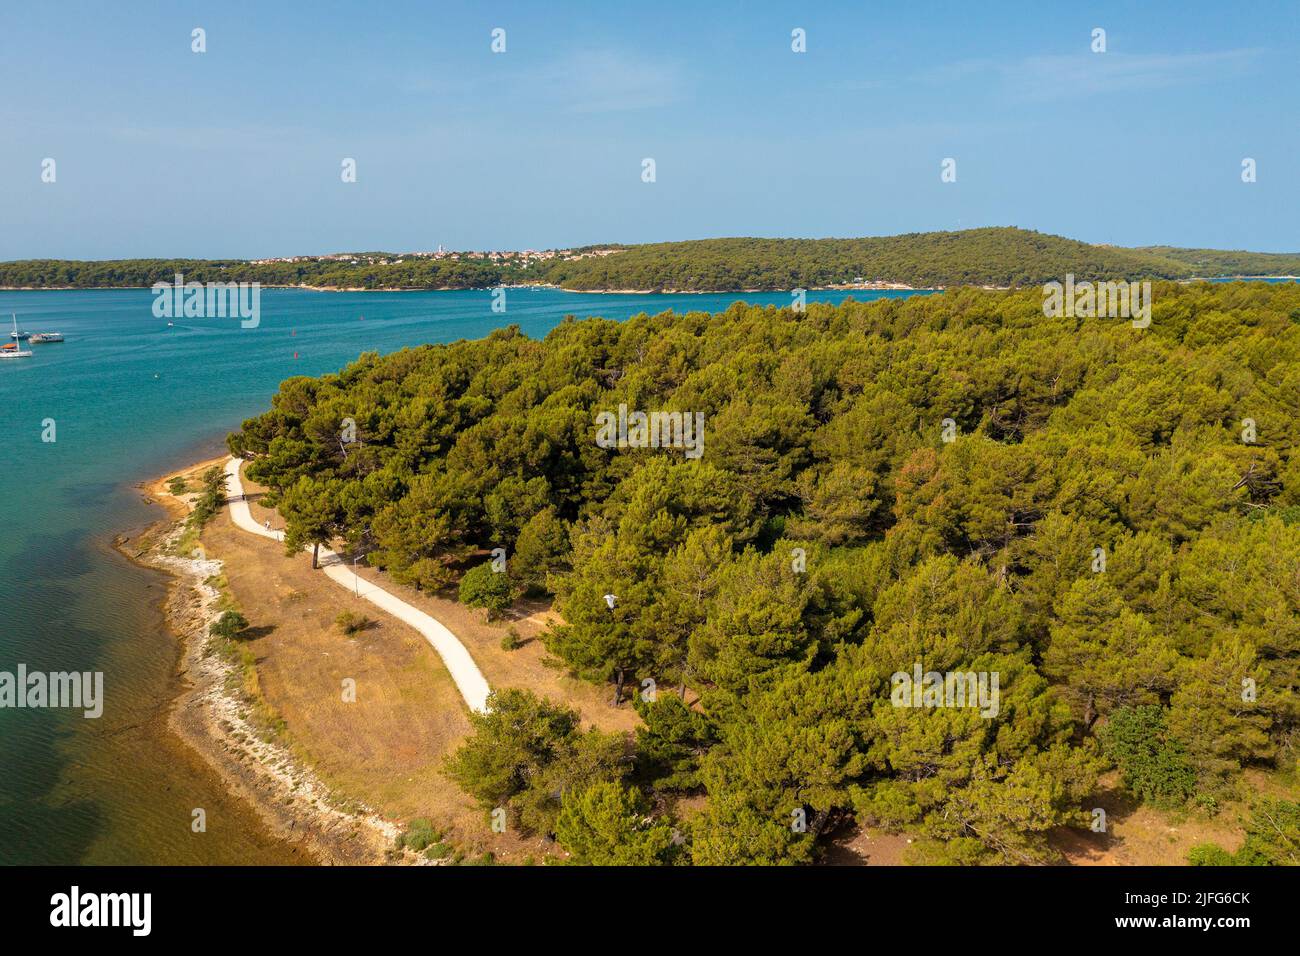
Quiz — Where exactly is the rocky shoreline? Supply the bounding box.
[117,468,420,866]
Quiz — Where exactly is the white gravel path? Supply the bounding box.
[223,457,491,713]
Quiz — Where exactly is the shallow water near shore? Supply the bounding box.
[0,285,925,864]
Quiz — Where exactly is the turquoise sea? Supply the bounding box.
[0,286,926,865]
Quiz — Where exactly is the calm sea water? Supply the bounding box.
[0,285,925,865]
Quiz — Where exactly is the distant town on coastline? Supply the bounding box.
[4,227,1299,293]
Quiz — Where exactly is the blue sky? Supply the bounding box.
[1,0,1297,258]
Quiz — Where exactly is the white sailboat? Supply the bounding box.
[0,315,33,359]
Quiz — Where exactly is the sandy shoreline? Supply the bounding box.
[117,459,420,866]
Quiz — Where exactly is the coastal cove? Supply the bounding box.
[0,285,925,865]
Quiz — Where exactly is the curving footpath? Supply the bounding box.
[222,457,491,713]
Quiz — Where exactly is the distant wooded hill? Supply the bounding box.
[4,228,1298,292]
[545,230,1300,289]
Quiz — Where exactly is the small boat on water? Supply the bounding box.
[8,329,30,340]
[1,316,33,359]
[29,332,64,343]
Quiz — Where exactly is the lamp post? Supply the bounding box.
[352,527,371,597]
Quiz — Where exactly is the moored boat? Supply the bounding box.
[0,316,33,358]
[29,332,65,343]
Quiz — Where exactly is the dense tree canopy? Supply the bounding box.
[540,230,1300,290]
[0,255,515,290]
[232,281,1300,863]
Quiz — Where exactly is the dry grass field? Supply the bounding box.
[193,464,642,862]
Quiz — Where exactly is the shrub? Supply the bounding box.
[396,818,440,853]
[554,781,677,865]
[209,610,249,640]
[1188,843,1236,866]
[500,627,523,651]
[458,561,513,620]
[335,610,372,636]
[187,466,229,529]
[1235,799,1300,865]
[1187,800,1300,865]
[1100,705,1196,808]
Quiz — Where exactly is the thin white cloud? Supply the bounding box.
[916,47,1262,101]
[548,50,687,113]
[395,50,687,114]
[1009,48,1262,100]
